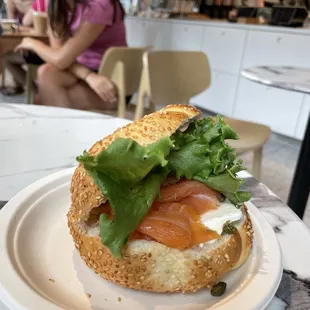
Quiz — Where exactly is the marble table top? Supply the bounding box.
[242,66,310,94]
[0,103,310,310]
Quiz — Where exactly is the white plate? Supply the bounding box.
[0,168,282,310]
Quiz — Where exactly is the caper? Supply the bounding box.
[222,221,237,235]
[211,281,227,297]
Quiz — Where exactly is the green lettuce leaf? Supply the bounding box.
[77,115,251,258]
[77,137,172,185]
[77,138,172,257]
[168,115,250,205]
[86,167,168,258]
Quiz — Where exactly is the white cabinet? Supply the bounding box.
[170,23,204,51]
[242,31,310,69]
[147,21,174,50]
[192,70,238,117]
[294,95,310,140]
[125,17,310,140]
[233,79,304,137]
[125,18,153,46]
[202,27,246,75]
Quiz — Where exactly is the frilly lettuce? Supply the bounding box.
[77,116,250,258]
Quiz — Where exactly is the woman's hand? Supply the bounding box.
[85,73,117,104]
[15,38,37,52]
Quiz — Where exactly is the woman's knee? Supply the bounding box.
[37,64,60,86]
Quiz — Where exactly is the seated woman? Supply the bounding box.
[1,0,34,95]
[15,0,127,110]
[5,0,33,26]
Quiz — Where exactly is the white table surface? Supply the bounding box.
[0,104,310,310]
[242,66,310,94]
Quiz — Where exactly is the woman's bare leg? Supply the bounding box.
[37,63,78,107]
[38,64,117,110]
[67,80,117,111]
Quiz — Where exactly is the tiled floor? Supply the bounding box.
[1,99,309,228]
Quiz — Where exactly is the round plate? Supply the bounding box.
[0,168,282,310]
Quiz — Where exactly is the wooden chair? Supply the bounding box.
[25,64,39,105]
[96,46,152,119]
[136,50,271,179]
[1,60,38,105]
[23,47,150,108]
[135,51,211,120]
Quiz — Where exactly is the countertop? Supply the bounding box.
[127,15,310,35]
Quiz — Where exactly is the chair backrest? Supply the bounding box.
[145,51,211,106]
[98,46,151,96]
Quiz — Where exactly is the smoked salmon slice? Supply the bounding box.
[156,202,220,246]
[97,179,221,250]
[157,202,200,222]
[159,180,221,207]
[179,194,218,215]
[137,210,192,250]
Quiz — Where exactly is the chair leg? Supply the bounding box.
[25,66,33,105]
[252,147,263,180]
[150,100,156,113]
[1,62,6,88]
[135,90,145,120]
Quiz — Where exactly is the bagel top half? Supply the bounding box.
[67,104,254,293]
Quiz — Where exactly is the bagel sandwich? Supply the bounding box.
[68,105,254,294]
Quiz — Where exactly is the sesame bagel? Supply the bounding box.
[67,105,254,293]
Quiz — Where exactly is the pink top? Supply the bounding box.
[70,0,127,70]
[31,0,46,12]
[32,0,127,70]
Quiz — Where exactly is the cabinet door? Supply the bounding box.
[202,27,246,75]
[234,79,304,137]
[125,18,154,47]
[125,18,173,49]
[170,23,204,51]
[242,31,310,69]
[192,70,237,116]
[150,21,173,50]
[294,95,310,140]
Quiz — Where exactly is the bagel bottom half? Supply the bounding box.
[68,203,253,293]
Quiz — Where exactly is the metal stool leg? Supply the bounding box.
[287,113,310,219]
